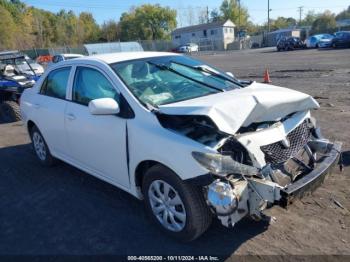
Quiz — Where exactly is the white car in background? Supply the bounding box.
[20,52,341,241]
[52,53,84,63]
[177,43,199,53]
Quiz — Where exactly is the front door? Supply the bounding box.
[65,66,129,188]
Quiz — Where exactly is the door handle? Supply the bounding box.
[34,103,40,109]
[66,113,76,121]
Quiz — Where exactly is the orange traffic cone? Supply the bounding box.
[263,68,272,83]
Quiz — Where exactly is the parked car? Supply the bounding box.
[0,52,39,122]
[52,53,84,63]
[318,35,335,48]
[20,52,342,241]
[305,34,333,48]
[277,37,306,51]
[174,43,199,53]
[331,31,350,48]
[0,51,44,76]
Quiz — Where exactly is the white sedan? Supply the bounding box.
[20,52,341,241]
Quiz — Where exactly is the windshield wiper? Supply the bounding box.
[148,62,223,92]
[170,61,242,87]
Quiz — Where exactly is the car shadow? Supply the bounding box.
[0,143,269,257]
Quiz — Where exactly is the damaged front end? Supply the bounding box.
[157,110,342,228]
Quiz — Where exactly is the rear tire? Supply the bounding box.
[0,101,21,123]
[30,125,57,167]
[142,164,212,241]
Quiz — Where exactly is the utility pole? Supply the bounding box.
[267,0,271,47]
[298,6,304,26]
[238,0,241,39]
[206,6,209,23]
[267,0,270,33]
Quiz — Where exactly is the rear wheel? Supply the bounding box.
[30,126,56,166]
[142,164,212,241]
[0,101,21,123]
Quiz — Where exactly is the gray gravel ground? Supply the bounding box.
[0,47,349,260]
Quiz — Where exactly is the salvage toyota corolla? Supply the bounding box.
[20,52,342,241]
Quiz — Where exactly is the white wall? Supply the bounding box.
[172,26,234,44]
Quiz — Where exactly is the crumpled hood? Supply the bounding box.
[158,82,319,135]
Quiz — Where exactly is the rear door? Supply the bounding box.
[30,67,72,156]
[64,65,130,188]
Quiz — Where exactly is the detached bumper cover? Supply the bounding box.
[279,141,342,207]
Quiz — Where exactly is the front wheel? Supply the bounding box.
[142,164,212,241]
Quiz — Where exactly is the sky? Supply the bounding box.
[22,0,350,26]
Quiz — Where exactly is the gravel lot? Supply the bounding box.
[0,48,349,260]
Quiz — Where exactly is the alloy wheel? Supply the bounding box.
[32,132,47,161]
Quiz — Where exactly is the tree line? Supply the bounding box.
[210,1,350,35]
[0,0,349,51]
[0,0,177,50]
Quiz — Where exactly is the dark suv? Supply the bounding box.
[277,37,306,51]
[332,31,350,48]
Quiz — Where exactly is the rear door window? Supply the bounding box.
[40,67,71,99]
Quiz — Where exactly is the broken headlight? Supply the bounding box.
[192,151,259,177]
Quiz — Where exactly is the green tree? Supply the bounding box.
[0,5,17,49]
[120,4,177,41]
[311,11,337,34]
[336,6,350,20]
[101,20,119,42]
[220,0,249,29]
[77,12,100,44]
[272,17,297,30]
[300,10,319,26]
[210,8,222,22]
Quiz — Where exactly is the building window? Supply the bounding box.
[175,35,181,39]
[203,30,207,37]
[224,28,228,33]
[192,33,196,37]
[210,29,216,35]
[230,28,233,33]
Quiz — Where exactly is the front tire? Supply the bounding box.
[30,126,56,167]
[142,164,212,241]
[0,101,21,123]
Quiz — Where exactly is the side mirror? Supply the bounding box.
[89,98,120,115]
[226,72,235,78]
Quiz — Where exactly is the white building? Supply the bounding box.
[171,20,236,51]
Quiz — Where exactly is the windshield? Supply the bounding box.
[110,55,241,106]
[321,34,333,39]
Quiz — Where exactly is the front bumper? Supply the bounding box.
[279,141,342,207]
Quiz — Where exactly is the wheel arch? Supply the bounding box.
[27,119,37,134]
[134,160,180,189]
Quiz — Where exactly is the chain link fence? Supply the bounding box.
[21,37,262,61]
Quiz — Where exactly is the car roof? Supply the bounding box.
[72,51,180,64]
[59,53,84,58]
